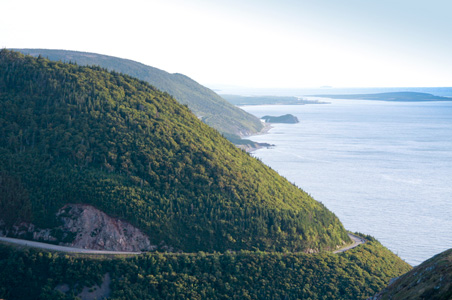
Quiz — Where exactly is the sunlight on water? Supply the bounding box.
[243,99,452,266]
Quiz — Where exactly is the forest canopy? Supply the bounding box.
[0,50,349,252]
[0,237,411,300]
[13,48,264,138]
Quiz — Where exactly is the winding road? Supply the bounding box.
[1,233,365,255]
[0,236,141,255]
[333,233,366,254]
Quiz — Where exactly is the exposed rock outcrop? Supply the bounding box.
[0,204,157,252]
[56,204,156,251]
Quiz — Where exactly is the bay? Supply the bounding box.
[242,99,452,266]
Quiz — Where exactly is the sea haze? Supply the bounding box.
[242,97,452,266]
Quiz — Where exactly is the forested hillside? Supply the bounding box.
[13,48,264,139]
[0,50,350,252]
[0,236,411,300]
[371,247,452,300]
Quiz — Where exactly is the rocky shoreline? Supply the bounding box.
[240,123,274,152]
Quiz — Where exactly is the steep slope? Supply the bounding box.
[370,248,452,300]
[13,48,264,138]
[0,238,411,300]
[0,50,349,252]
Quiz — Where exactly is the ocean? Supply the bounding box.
[241,94,452,266]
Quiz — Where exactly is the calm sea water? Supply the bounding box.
[242,99,452,266]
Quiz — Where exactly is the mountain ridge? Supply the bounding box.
[0,49,349,253]
[0,49,414,300]
[12,48,264,139]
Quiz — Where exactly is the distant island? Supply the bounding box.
[262,114,299,123]
[222,94,328,105]
[312,91,452,102]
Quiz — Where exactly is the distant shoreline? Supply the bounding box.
[310,91,452,102]
[258,122,273,135]
[240,123,273,153]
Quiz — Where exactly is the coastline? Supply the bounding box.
[257,122,273,135]
[240,123,273,153]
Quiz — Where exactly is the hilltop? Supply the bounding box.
[0,50,414,300]
[13,48,264,140]
[0,50,349,252]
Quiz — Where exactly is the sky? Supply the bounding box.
[2,0,452,88]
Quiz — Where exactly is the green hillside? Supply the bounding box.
[371,248,452,300]
[13,48,264,139]
[0,50,349,252]
[0,237,411,300]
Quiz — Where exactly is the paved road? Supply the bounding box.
[333,233,366,253]
[1,234,364,255]
[0,236,141,255]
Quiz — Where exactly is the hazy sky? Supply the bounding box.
[2,0,452,88]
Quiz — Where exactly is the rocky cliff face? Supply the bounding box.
[0,204,157,252]
[56,204,156,251]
